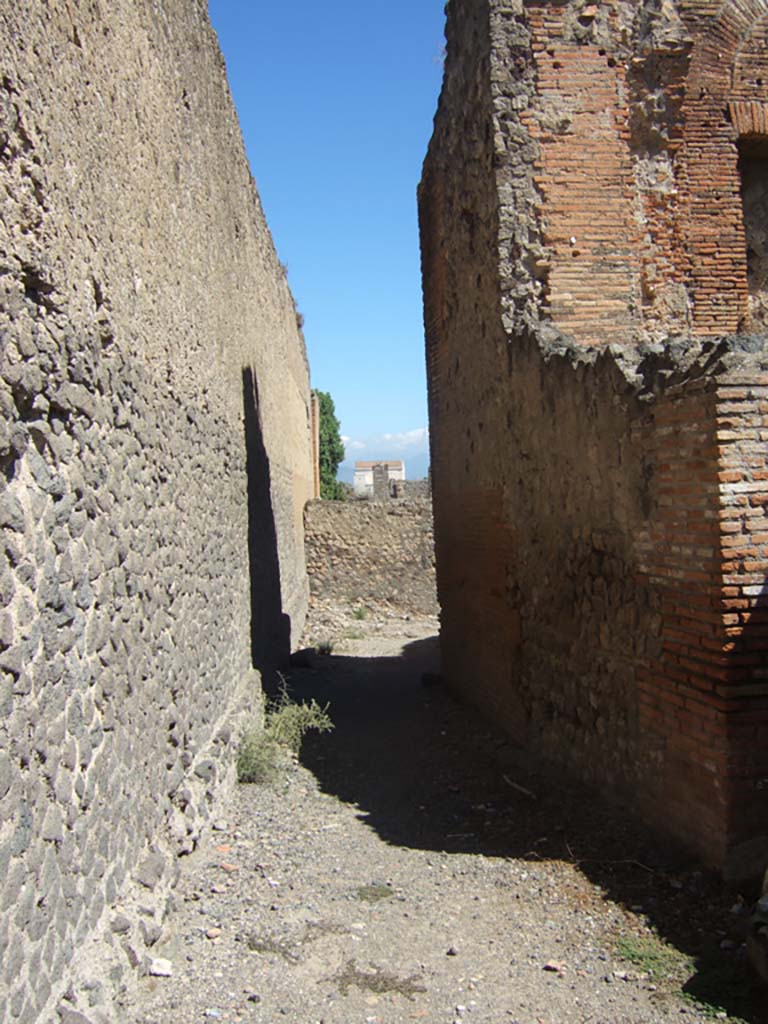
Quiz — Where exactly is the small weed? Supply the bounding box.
[241,932,300,963]
[241,920,348,962]
[236,682,333,783]
[683,989,751,1022]
[344,628,364,641]
[616,934,756,1022]
[316,639,334,656]
[353,606,368,621]
[354,881,393,903]
[332,959,426,999]
[236,730,282,785]
[304,920,349,942]
[266,685,333,754]
[615,934,691,983]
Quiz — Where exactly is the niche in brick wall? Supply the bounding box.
[738,135,768,329]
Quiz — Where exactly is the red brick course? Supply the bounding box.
[420,0,768,867]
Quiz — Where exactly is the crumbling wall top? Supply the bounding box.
[428,0,768,360]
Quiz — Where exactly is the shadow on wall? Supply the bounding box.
[285,640,767,1023]
[242,366,291,688]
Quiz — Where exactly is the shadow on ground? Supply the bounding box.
[284,636,768,1024]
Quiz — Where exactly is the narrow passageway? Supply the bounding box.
[127,617,765,1024]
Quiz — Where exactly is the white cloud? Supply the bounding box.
[339,427,430,471]
[379,427,429,451]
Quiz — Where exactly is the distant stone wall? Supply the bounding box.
[304,499,438,618]
[403,477,431,500]
[0,2,313,1020]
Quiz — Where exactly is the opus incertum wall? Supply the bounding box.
[0,2,314,1020]
[304,497,438,618]
[420,0,768,868]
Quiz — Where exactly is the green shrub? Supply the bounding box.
[237,683,333,783]
[266,687,334,754]
[236,729,284,785]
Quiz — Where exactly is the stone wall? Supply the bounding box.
[0,2,314,1020]
[304,499,437,619]
[403,478,431,500]
[420,0,768,868]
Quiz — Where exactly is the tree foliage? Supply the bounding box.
[316,390,345,500]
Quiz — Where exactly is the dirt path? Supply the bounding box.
[125,616,765,1024]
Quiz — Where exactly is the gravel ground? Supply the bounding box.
[125,614,766,1024]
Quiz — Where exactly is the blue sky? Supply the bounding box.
[207,1,446,479]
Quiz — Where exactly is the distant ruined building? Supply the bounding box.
[420,0,768,867]
[353,459,406,499]
[0,1,314,1019]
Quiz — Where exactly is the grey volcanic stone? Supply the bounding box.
[0,0,315,1018]
[53,382,96,420]
[0,749,10,800]
[0,491,24,531]
[134,853,166,892]
[193,760,216,782]
[58,1011,96,1024]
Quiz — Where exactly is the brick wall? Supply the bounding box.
[420,0,768,866]
[506,0,767,345]
[714,373,768,843]
[522,11,640,345]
